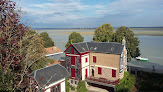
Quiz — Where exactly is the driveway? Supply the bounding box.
[87,85,109,92]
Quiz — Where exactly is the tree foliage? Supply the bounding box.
[77,81,87,92]
[114,26,140,60]
[116,72,136,92]
[93,23,114,42]
[40,32,54,48]
[65,32,84,48]
[0,0,52,91]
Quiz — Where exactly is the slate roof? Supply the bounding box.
[71,42,124,54]
[29,64,69,88]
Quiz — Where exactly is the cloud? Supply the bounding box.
[18,0,163,28]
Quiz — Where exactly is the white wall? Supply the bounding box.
[45,78,65,92]
[81,54,89,80]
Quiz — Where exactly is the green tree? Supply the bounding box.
[93,23,114,42]
[24,30,54,71]
[65,32,84,48]
[114,26,140,60]
[116,72,136,92]
[40,32,54,48]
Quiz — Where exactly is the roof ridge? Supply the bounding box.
[35,64,58,72]
[58,64,69,76]
[86,42,89,51]
[72,44,81,53]
[87,41,121,44]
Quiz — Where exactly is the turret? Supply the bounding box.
[122,37,126,45]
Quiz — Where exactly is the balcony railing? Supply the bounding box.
[86,77,120,85]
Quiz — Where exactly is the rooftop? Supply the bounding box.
[45,45,62,54]
[29,64,69,88]
[71,42,124,54]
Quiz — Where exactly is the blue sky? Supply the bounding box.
[15,0,163,28]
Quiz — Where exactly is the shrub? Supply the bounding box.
[66,86,69,92]
[70,85,75,91]
[77,81,87,92]
[116,72,136,92]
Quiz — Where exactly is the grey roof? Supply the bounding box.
[72,42,89,53]
[72,42,124,54]
[47,53,65,60]
[29,64,69,88]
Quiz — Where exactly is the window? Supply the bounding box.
[71,48,74,54]
[93,56,96,63]
[98,67,102,75]
[56,84,60,92]
[51,86,55,92]
[112,69,116,77]
[50,84,60,92]
[85,58,88,63]
[71,80,73,84]
[75,81,77,85]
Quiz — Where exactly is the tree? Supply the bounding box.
[116,72,136,92]
[0,0,53,91]
[93,23,114,42]
[114,26,140,60]
[65,32,84,48]
[40,32,54,48]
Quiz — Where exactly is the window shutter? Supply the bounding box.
[71,48,74,54]
[86,58,87,62]
[71,56,75,65]
[93,56,96,63]
[71,68,75,77]
[112,69,116,77]
[98,67,102,74]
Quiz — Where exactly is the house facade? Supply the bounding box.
[64,38,127,87]
[29,64,69,92]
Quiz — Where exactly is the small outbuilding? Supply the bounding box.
[29,64,69,92]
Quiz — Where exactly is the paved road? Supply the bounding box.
[87,85,109,92]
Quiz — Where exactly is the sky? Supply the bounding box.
[15,0,163,28]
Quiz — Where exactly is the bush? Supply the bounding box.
[70,85,75,91]
[66,86,69,92]
[116,72,136,92]
[77,81,87,92]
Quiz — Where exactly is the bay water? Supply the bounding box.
[36,28,163,66]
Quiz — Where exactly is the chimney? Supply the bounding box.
[122,37,126,45]
[53,44,57,53]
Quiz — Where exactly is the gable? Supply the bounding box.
[64,45,80,54]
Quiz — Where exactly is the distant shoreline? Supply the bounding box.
[32,27,163,30]
[35,29,163,36]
